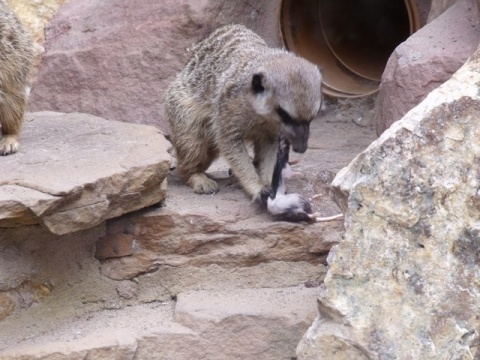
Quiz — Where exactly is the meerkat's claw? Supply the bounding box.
[188,173,219,194]
[0,136,20,156]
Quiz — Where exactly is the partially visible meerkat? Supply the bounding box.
[165,24,323,203]
[0,1,35,156]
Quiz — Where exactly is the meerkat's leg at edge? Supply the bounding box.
[184,149,219,195]
[0,87,27,155]
[0,1,34,156]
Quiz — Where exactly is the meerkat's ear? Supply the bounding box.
[251,73,265,94]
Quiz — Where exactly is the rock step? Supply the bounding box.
[0,286,319,360]
[0,111,171,235]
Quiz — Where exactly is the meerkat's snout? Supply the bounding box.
[283,122,309,153]
[276,107,310,153]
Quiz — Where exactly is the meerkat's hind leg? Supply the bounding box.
[0,89,26,156]
[168,95,219,194]
[179,142,220,194]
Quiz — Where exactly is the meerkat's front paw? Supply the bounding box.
[253,184,272,206]
[187,173,219,194]
[0,135,19,155]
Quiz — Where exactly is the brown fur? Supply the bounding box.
[165,24,322,202]
[0,1,35,155]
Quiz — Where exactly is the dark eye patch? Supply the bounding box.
[276,107,297,127]
[276,107,313,126]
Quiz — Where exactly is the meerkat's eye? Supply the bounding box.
[251,73,265,94]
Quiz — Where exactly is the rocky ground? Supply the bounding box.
[3,0,478,358]
[0,96,377,359]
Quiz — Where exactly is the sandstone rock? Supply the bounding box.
[116,281,138,300]
[0,200,330,352]
[1,287,317,360]
[94,128,346,280]
[0,112,352,344]
[0,301,186,359]
[374,0,480,135]
[0,248,36,291]
[98,181,343,280]
[135,262,327,306]
[0,112,170,235]
[28,0,282,133]
[0,293,15,321]
[95,233,134,260]
[172,287,319,359]
[427,0,457,22]
[0,225,114,320]
[298,46,480,358]
[0,96,375,357]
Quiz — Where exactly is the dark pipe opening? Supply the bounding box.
[280,0,420,97]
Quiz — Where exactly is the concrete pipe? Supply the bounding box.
[280,0,421,98]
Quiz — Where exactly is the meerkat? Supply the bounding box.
[0,1,35,156]
[165,24,323,203]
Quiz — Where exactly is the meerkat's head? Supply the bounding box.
[249,55,323,153]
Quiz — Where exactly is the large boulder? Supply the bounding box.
[297,46,480,358]
[427,0,458,21]
[28,0,281,133]
[374,0,480,135]
[0,112,170,235]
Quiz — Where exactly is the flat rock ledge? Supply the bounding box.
[0,112,171,235]
[0,287,318,360]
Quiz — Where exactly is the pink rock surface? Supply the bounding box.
[28,0,281,133]
[374,0,480,135]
